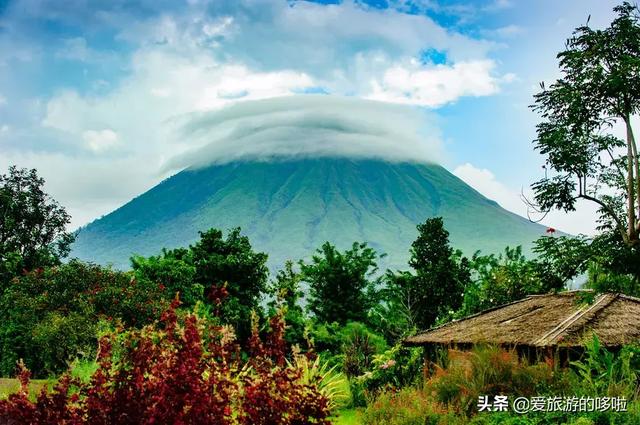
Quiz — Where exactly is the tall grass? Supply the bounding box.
[361,387,460,425]
[427,346,568,415]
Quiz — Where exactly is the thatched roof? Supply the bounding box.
[404,291,640,348]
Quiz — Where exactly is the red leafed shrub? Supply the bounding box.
[0,299,331,425]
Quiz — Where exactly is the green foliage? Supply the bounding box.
[362,387,458,425]
[570,334,640,398]
[460,246,541,316]
[69,359,98,383]
[341,323,387,379]
[290,354,351,411]
[385,217,471,331]
[468,410,640,425]
[0,166,75,289]
[530,2,640,260]
[301,241,381,326]
[192,227,269,340]
[361,344,424,396]
[131,248,202,307]
[132,227,268,342]
[533,235,592,291]
[0,261,166,377]
[310,322,387,370]
[586,262,640,297]
[267,260,308,348]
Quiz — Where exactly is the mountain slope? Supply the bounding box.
[72,158,547,270]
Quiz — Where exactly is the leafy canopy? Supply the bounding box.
[0,166,75,287]
[132,227,269,341]
[385,217,471,331]
[300,241,381,326]
[530,2,640,247]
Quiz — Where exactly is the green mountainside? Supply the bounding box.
[72,158,548,270]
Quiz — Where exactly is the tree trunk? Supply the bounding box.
[627,117,640,238]
[625,116,637,245]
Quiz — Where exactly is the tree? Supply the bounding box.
[267,260,307,347]
[191,228,269,336]
[0,166,74,287]
[131,228,268,341]
[530,3,640,247]
[131,248,202,307]
[529,2,640,286]
[459,247,536,316]
[385,217,471,331]
[300,242,380,325]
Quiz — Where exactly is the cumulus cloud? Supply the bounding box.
[367,60,501,107]
[454,162,599,236]
[165,95,443,170]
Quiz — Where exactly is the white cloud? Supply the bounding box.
[366,60,503,107]
[453,163,599,236]
[484,0,514,11]
[166,95,443,170]
[0,94,6,106]
[112,0,502,108]
[82,129,120,153]
[0,151,164,230]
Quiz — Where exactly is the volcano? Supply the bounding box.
[72,158,547,270]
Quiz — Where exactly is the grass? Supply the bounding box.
[69,359,98,383]
[332,408,363,425]
[0,378,51,400]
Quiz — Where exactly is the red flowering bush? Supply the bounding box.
[0,299,331,424]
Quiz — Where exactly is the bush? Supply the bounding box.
[361,344,424,396]
[311,322,387,370]
[0,300,332,424]
[291,354,351,410]
[570,335,640,398]
[0,261,167,377]
[467,408,640,425]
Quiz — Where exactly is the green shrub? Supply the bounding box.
[361,344,423,397]
[0,261,167,377]
[310,321,387,374]
[570,335,640,399]
[291,354,351,411]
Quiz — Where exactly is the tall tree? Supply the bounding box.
[300,241,380,325]
[132,228,269,341]
[385,217,470,331]
[0,166,74,288]
[267,260,307,347]
[530,2,640,247]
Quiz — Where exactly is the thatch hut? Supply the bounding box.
[404,291,640,364]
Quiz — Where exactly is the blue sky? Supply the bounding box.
[0,0,622,233]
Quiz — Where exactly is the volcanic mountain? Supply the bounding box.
[72,158,548,270]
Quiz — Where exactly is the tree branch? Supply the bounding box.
[578,192,629,244]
